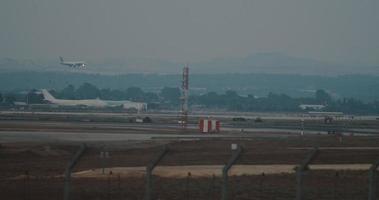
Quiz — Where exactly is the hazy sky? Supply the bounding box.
[1,0,378,65]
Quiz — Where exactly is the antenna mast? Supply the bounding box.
[181,65,189,129]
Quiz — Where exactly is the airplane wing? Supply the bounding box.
[61,63,75,67]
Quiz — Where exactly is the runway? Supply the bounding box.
[0,109,378,144]
[0,118,377,143]
[0,127,297,143]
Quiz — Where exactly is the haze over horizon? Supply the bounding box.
[1,0,379,74]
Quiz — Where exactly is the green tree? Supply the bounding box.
[76,83,100,99]
[199,92,220,107]
[4,95,16,105]
[143,92,159,102]
[125,87,144,101]
[315,89,332,104]
[160,87,181,104]
[60,85,76,99]
[26,90,44,104]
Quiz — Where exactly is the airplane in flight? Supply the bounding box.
[59,57,87,68]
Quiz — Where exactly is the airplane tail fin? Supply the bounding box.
[41,89,56,102]
[59,56,64,63]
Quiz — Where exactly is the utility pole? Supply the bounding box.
[180,66,189,129]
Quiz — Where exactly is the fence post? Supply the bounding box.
[368,159,379,200]
[259,172,265,200]
[221,144,243,200]
[24,170,30,200]
[63,143,87,200]
[144,145,169,200]
[295,147,319,200]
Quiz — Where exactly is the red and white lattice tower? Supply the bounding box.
[181,66,189,129]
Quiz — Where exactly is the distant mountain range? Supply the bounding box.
[191,52,334,74]
[1,53,378,75]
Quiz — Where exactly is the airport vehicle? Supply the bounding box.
[59,57,86,68]
[41,89,146,111]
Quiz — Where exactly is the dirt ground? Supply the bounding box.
[1,135,379,199]
[70,164,372,178]
[0,171,374,200]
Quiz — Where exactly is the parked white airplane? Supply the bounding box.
[41,89,147,111]
[59,57,86,68]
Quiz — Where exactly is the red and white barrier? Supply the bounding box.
[199,119,220,133]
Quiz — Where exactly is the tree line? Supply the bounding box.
[1,82,378,114]
[2,72,379,101]
[190,89,379,114]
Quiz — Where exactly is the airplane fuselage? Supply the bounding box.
[60,62,86,68]
[41,89,147,110]
[59,57,86,68]
[46,98,107,107]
